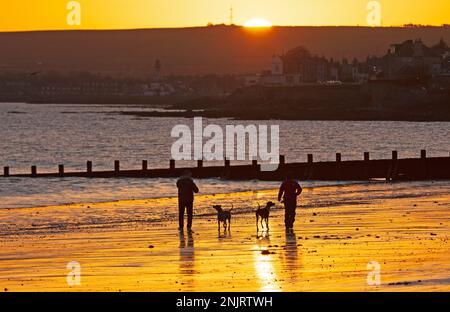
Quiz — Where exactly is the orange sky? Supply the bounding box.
[0,0,449,31]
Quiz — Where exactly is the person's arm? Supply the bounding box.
[192,181,199,193]
[278,182,285,202]
[295,182,303,196]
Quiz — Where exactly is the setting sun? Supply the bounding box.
[243,18,273,28]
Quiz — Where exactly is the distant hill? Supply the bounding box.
[1,25,449,76]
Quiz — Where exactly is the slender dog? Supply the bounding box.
[213,204,233,232]
[256,201,276,232]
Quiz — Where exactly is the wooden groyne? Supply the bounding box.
[2,150,450,181]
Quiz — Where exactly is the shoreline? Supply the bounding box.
[2,179,450,211]
[0,180,373,210]
[117,110,450,122]
[2,102,450,121]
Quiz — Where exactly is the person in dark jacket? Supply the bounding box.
[177,170,199,232]
[278,172,302,229]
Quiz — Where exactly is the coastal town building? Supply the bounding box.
[385,39,443,79]
[253,38,450,87]
[1,40,449,100]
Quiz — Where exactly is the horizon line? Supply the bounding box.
[1,23,449,33]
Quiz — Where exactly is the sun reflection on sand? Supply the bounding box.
[254,234,281,292]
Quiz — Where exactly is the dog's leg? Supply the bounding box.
[256,214,259,233]
[266,218,269,231]
[228,217,231,231]
[218,219,220,232]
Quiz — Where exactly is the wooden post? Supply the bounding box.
[142,160,148,171]
[87,161,93,174]
[305,154,314,180]
[251,158,260,178]
[3,167,9,177]
[420,150,427,179]
[392,151,398,161]
[222,158,231,180]
[363,152,370,180]
[387,151,398,181]
[170,159,175,170]
[114,160,120,173]
[335,153,342,180]
[421,150,426,159]
[197,160,203,168]
[58,165,64,176]
[279,155,285,166]
[31,166,37,177]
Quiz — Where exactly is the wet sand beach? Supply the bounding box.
[0,182,449,292]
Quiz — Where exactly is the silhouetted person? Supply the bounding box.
[278,173,302,229]
[177,170,199,232]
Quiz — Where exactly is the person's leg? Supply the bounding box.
[284,199,291,227]
[290,202,297,227]
[286,199,297,228]
[186,201,193,229]
[179,201,186,229]
[284,201,290,227]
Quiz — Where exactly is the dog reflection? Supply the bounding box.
[218,227,232,239]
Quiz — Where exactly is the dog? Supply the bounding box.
[213,204,233,232]
[256,201,276,232]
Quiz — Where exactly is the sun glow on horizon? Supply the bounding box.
[243,18,273,28]
[0,1,449,31]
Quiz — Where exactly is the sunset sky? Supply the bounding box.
[0,0,449,31]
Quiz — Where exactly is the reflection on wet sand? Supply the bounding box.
[179,231,195,289]
[282,229,302,285]
[1,184,449,291]
[254,232,281,292]
[218,228,232,239]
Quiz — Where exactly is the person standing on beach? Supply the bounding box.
[177,170,199,232]
[278,173,302,230]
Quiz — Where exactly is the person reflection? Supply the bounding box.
[178,231,195,288]
[283,229,301,284]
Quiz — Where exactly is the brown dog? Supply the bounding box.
[256,201,275,232]
[213,204,233,232]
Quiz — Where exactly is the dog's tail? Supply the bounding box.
[230,204,233,212]
[257,202,261,211]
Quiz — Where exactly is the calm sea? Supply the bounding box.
[0,102,449,208]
